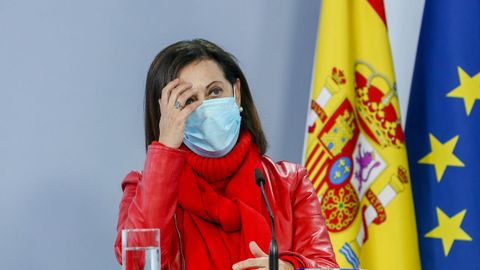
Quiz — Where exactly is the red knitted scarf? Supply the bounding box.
[178,131,271,269]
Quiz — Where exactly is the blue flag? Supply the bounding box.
[406,0,480,269]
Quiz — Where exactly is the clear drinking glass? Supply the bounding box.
[122,228,160,270]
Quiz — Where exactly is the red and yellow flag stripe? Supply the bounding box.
[304,1,421,269]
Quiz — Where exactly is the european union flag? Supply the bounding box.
[406,0,480,269]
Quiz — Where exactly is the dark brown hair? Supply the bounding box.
[144,39,268,155]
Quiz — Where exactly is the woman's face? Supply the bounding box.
[177,59,241,106]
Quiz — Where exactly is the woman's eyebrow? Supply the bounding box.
[205,80,223,89]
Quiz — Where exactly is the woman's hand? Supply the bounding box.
[158,78,202,148]
[232,241,294,270]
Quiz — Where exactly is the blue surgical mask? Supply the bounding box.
[183,87,241,158]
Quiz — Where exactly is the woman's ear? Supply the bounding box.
[234,79,241,107]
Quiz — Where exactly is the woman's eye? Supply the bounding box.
[185,98,194,105]
[209,88,223,97]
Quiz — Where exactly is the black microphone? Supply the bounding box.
[254,168,278,270]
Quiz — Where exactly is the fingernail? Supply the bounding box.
[232,265,238,270]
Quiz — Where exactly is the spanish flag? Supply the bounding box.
[303,1,421,269]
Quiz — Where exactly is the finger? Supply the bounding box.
[232,257,268,270]
[178,100,202,120]
[280,260,295,270]
[160,78,180,109]
[176,87,199,108]
[168,82,193,108]
[249,241,267,258]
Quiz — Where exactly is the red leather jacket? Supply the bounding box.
[114,143,338,269]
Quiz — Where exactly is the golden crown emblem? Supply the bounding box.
[397,166,409,184]
[331,67,347,85]
[353,61,405,148]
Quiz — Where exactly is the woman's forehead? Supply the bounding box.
[177,60,228,88]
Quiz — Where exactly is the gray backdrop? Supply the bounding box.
[0,0,423,269]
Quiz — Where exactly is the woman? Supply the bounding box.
[114,39,339,270]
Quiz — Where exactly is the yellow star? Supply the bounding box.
[334,171,341,179]
[418,133,464,182]
[447,66,480,116]
[425,208,472,256]
[343,165,351,174]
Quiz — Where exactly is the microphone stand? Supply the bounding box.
[255,169,279,270]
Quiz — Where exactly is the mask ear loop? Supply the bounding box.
[233,84,243,112]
